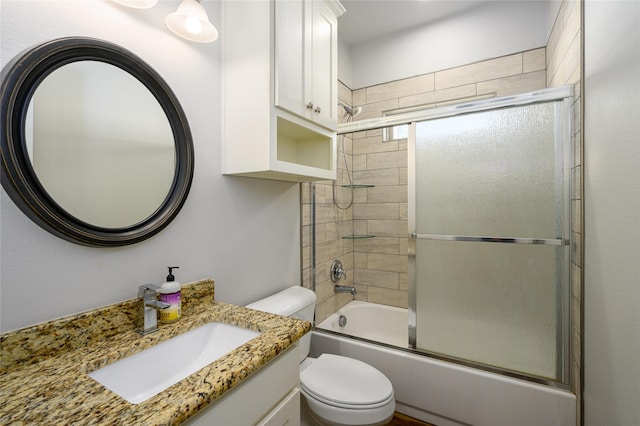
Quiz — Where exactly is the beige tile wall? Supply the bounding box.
[546,0,583,421]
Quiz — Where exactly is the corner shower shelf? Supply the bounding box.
[342,235,376,239]
[341,184,375,188]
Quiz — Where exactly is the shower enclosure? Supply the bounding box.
[305,86,574,387]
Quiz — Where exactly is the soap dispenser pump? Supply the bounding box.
[158,266,181,323]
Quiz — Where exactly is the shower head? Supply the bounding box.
[339,103,362,121]
[343,104,362,117]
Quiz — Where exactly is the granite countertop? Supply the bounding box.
[0,279,311,425]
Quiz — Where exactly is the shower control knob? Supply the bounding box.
[306,102,314,109]
[330,259,347,282]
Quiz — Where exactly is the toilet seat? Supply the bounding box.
[300,354,394,409]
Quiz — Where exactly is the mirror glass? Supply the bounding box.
[1,37,193,247]
[26,61,176,228]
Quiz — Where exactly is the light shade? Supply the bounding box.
[112,0,158,9]
[166,0,218,43]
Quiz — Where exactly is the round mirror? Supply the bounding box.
[1,37,194,247]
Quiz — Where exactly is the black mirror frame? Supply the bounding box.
[1,37,194,247]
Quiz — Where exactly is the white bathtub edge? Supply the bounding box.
[311,330,576,426]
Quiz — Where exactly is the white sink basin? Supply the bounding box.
[88,322,260,404]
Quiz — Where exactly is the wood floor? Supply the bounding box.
[386,412,435,426]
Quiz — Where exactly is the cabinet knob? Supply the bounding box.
[306,102,314,109]
[314,106,321,113]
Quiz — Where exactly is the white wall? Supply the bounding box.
[344,0,550,89]
[337,37,353,89]
[0,0,301,332]
[584,1,640,425]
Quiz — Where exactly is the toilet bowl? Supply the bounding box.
[246,286,396,426]
[300,354,395,426]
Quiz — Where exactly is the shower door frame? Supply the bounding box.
[338,86,574,389]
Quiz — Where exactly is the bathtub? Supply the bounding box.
[312,301,576,426]
[317,301,408,347]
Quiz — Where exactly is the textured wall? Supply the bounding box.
[584,1,640,425]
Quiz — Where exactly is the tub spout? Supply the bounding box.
[334,285,356,296]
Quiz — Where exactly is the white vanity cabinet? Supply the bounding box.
[222,0,345,182]
[184,344,300,426]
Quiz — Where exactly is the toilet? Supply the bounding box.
[246,286,395,426]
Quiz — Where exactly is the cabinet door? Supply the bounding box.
[275,0,337,131]
[309,0,338,129]
[275,0,306,119]
[256,388,301,426]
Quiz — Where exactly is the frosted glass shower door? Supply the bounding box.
[411,100,569,381]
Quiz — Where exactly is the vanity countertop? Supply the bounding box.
[0,279,310,425]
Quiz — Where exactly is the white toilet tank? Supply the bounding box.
[246,286,316,360]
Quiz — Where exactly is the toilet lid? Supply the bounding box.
[300,354,394,408]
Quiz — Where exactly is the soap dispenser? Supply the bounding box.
[158,266,181,323]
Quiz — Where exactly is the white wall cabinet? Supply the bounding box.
[184,344,300,426]
[222,0,344,182]
[275,0,342,129]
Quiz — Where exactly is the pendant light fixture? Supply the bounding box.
[112,0,157,9]
[165,0,218,43]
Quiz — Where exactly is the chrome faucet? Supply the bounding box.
[334,285,356,296]
[137,284,170,335]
